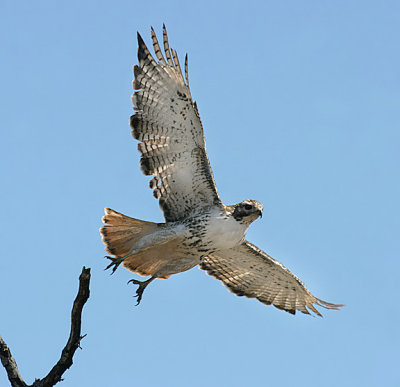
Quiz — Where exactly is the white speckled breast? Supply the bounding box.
[204,213,248,252]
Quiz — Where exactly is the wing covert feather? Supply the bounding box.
[131,26,222,222]
[200,241,344,316]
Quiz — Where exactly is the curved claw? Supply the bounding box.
[104,256,124,274]
[127,277,155,306]
[127,279,140,285]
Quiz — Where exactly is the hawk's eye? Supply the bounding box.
[244,204,252,211]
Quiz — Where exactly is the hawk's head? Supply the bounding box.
[232,200,263,223]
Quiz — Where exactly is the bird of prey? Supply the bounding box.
[100,25,343,316]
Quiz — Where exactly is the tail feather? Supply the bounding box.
[100,208,189,278]
[124,251,171,278]
[102,207,148,227]
[100,208,159,258]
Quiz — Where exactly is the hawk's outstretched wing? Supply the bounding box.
[200,241,344,316]
[131,25,223,222]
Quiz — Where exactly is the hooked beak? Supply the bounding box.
[257,210,263,218]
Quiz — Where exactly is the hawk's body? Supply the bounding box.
[103,204,254,278]
[100,26,343,316]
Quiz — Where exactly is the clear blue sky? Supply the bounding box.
[1,1,399,386]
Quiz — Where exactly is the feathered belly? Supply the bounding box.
[202,216,247,252]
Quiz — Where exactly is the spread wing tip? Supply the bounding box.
[275,298,344,317]
[184,53,189,86]
[316,298,345,310]
[137,31,144,45]
[137,25,191,89]
[200,255,343,317]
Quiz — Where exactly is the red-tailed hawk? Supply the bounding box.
[100,25,343,316]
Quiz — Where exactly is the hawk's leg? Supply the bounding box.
[105,254,130,274]
[127,276,156,306]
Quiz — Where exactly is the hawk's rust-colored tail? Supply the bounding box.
[100,208,158,258]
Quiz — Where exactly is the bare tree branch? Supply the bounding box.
[0,267,91,387]
[0,338,27,387]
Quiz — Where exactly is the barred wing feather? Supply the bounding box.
[201,241,344,316]
[131,25,222,222]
